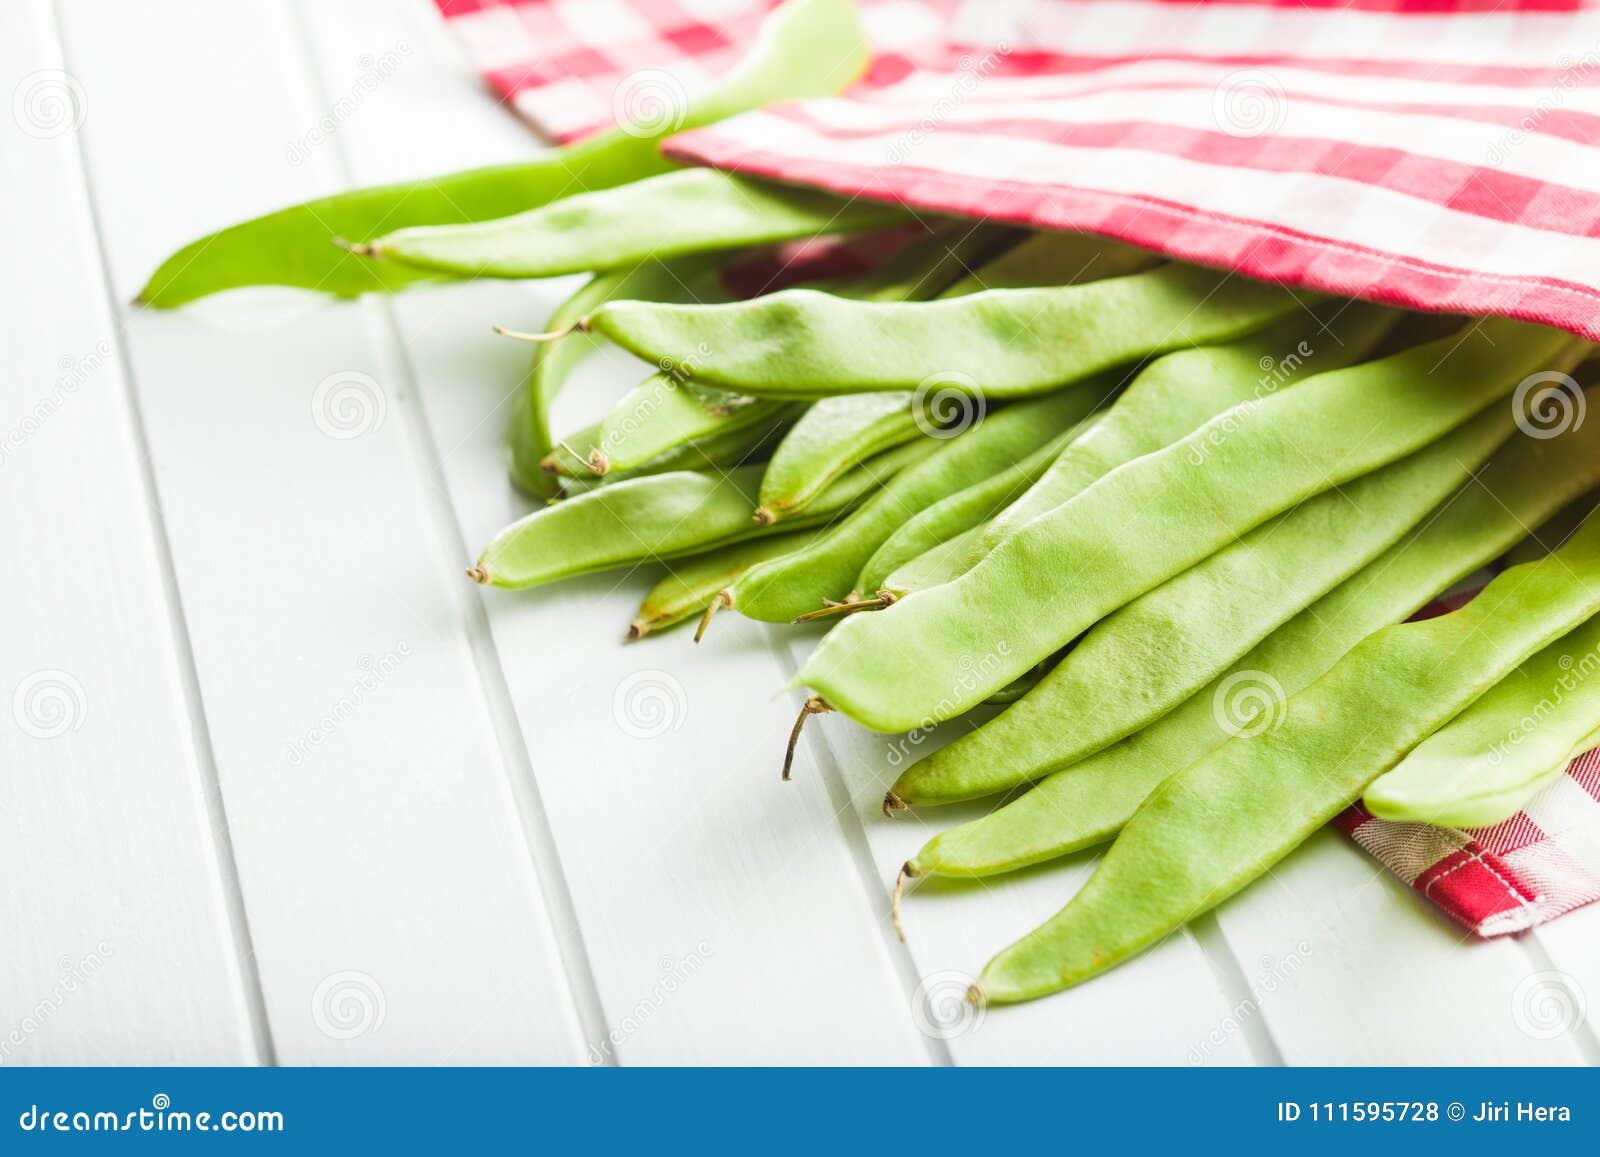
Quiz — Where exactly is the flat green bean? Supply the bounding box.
[754,227,1045,520]
[629,530,819,640]
[976,518,1600,1005]
[855,431,1075,595]
[474,436,931,589]
[512,257,721,495]
[1365,611,1600,827]
[594,225,1017,484]
[797,319,1586,733]
[963,303,1398,564]
[906,396,1600,881]
[725,389,1106,626]
[357,168,912,280]
[137,0,865,305]
[579,263,1305,399]
[890,403,1515,807]
[937,231,1161,297]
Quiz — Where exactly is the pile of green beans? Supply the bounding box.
[142,0,1600,1012]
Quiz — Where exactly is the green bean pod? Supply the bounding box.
[590,382,788,476]
[357,168,912,280]
[581,263,1305,399]
[856,431,1075,595]
[137,0,867,306]
[907,393,1600,881]
[512,258,722,495]
[977,518,1600,1005]
[755,230,1133,521]
[936,231,1162,297]
[629,530,820,640]
[890,403,1516,806]
[798,319,1586,733]
[474,436,930,589]
[963,303,1399,564]
[725,389,1106,623]
[545,405,796,488]
[1364,611,1600,827]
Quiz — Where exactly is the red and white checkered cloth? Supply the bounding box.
[434,0,1600,933]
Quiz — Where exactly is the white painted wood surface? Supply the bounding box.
[3,0,1596,1065]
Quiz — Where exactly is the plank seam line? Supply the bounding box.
[1520,929,1600,1064]
[1186,911,1287,1067]
[50,0,277,1067]
[765,628,953,1067]
[281,0,612,1063]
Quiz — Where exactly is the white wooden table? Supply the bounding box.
[5,0,1598,1066]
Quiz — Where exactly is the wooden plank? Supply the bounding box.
[59,0,588,1063]
[1211,829,1589,1064]
[296,0,933,1062]
[0,0,260,1064]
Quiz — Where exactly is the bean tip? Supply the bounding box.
[332,236,378,258]
[693,591,730,643]
[882,791,907,818]
[493,323,569,344]
[624,622,644,643]
[586,449,610,476]
[466,565,489,585]
[781,695,832,781]
[890,862,915,942]
[752,507,776,526]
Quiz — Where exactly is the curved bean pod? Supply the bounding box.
[137,0,866,305]
[907,394,1600,880]
[855,431,1075,595]
[629,529,820,640]
[798,319,1586,733]
[726,389,1106,623]
[890,403,1516,806]
[581,263,1305,399]
[594,225,1017,483]
[977,518,1600,1005]
[475,436,930,589]
[963,303,1398,564]
[356,168,912,280]
[512,257,722,495]
[1365,610,1600,827]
